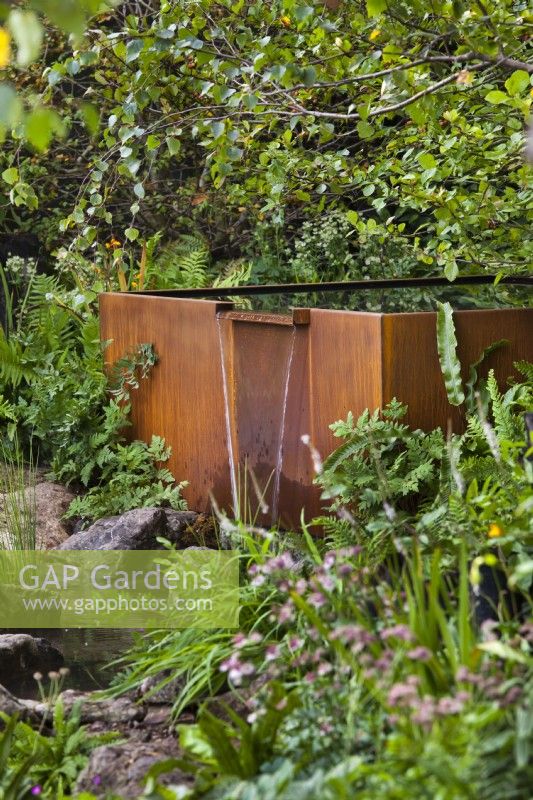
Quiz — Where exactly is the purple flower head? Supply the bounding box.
[456,666,481,685]
[276,602,294,623]
[411,697,436,726]
[220,653,256,686]
[380,624,415,643]
[407,646,432,662]
[387,682,418,708]
[308,592,327,609]
[288,636,303,650]
[31,788,42,797]
[436,695,465,715]
[265,644,280,662]
[337,563,353,577]
[92,775,102,787]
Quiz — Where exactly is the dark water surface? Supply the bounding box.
[4,628,134,699]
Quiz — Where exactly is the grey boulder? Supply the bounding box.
[0,633,63,686]
[75,739,192,797]
[58,507,198,551]
[58,507,168,550]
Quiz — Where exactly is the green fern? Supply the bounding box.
[515,360,533,384]
[0,333,36,388]
[152,234,210,289]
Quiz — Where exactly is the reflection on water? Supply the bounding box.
[3,628,134,699]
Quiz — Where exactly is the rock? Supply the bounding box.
[0,633,64,687]
[164,510,198,545]
[57,507,168,550]
[30,690,146,726]
[33,482,76,549]
[0,682,32,718]
[0,480,75,550]
[138,671,185,705]
[75,739,193,797]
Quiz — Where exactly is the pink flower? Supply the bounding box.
[265,644,280,662]
[387,682,418,707]
[407,646,432,662]
[308,592,327,608]
[436,695,465,715]
[380,625,415,642]
[277,602,294,623]
[220,654,256,686]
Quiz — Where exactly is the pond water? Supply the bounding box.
[3,628,134,699]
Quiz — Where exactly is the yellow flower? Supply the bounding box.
[369,28,381,41]
[280,15,291,28]
[487,523,503,539]
[0,27,11,69]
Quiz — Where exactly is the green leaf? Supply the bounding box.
[210,121,225,139]
[24,108,64,152]
[166,136,181,155]
[418,153,437,170]
[8,9,43,67]
[301,66,317,87]
[436,301,465,406]
[407,101,428,125]
[0,85,23,129]
[80,102,100,136]
[134,182,145,199]
[125,227,139,241]
[504,70,530,97]
[357,120,374,139]
[366,0,388,16]
[485,90,508,104]
[2,167,19,185]
[346,210,359,226]
[477,641,528,664]
[126,39,144,63]
[443,256,458,282]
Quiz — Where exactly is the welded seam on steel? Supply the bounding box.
[125,275,533,300]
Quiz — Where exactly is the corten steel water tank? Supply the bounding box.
[100,292,532,528]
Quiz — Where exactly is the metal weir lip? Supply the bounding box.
[120,274,532,300]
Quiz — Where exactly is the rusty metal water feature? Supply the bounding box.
[100,277,533,529]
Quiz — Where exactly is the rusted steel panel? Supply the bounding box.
[99,294,234,514]
[382,309,533,432]
[100,294,532,528]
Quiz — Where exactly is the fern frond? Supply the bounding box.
[514,360,533,384]
[0,333,36,388]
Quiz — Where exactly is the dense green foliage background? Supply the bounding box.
[0,0,532,285]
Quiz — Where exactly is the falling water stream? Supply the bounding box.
[216,313,296,525]
[271,329,295,523]
[217,316,239,515]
